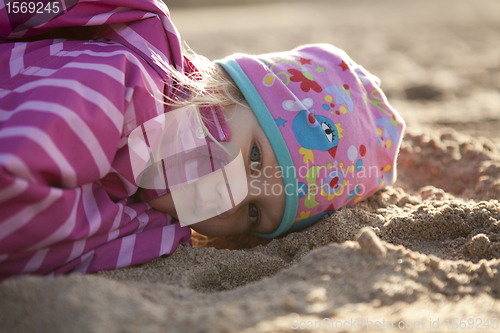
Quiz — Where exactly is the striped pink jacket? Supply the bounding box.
[0,0,220,280]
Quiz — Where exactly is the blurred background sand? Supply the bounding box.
[170,0,500,147]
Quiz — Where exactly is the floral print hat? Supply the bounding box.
[216,44,405,238]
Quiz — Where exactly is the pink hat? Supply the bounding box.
[216,44,405,238]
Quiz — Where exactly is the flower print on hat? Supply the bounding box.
[217,44,405,238]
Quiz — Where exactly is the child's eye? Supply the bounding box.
[249,203,260,227]
[250,143,261,169]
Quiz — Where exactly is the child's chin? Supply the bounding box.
[189,218,210,232]
[190,218,228,238]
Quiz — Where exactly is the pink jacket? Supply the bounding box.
[0,0,228,279]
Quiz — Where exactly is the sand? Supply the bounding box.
[1,0,499,332]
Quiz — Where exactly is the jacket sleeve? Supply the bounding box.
[0,0,185,76]
[0,0,171,39]
[0,33,190,280]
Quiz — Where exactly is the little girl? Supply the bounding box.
[0,0,404,280]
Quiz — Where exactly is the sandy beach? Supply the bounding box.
[1,0,500,332]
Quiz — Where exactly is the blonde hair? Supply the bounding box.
[191,230,218,248]
[154,43,244,109]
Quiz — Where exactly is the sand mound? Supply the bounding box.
[1,0,500,332]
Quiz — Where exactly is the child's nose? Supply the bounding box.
[215,166,255,219]
[216,182,249,219]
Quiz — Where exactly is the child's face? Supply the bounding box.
[148,103,286,237]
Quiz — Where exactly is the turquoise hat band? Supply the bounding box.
[215,57,298,238]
